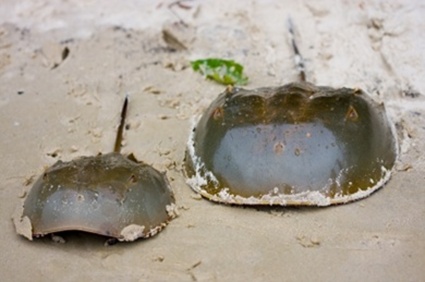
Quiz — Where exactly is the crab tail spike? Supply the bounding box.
[287,18,307,82]
[113,96,129,153]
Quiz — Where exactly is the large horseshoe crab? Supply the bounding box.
[184,21,398,206]
[13,98,177,242]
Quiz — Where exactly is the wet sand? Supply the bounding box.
[1,1,424,281]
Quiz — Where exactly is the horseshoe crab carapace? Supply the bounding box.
[184,20,397,206]
[14,98,177,242]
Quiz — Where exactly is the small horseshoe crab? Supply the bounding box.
[184,21,398,206]
[13,98,177,242]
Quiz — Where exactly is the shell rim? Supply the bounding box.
[14,202,178,242]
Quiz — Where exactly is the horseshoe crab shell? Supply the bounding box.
[185,82,398,206]
[14,98,177,242]
[15,152,176,241]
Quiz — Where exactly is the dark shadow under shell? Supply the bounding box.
[20,152,176,241]
[185,82,397,206]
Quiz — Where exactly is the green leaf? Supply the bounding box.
[191,58,248,85]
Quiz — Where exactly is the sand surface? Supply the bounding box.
[1,0,425,281]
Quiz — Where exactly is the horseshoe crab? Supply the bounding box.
[13,98,177,242]
[184,21,398,206]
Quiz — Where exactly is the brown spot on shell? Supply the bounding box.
[273,142,285,154]
[345,105,359,121]
[212,107,224,120]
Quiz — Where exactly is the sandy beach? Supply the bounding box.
[1,0,424,281]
